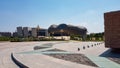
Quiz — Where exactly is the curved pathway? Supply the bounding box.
[0,42,56,68]
[1,41,119,68]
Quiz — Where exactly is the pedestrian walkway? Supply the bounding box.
[18,48,78,54]
[17,48,53,54]
[86,55,120,68]
[14,53,95,68]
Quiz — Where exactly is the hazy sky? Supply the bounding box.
[0,0,120,33]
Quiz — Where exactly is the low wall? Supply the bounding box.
[11,53,29,68]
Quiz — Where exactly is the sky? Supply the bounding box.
[0,0,120,33]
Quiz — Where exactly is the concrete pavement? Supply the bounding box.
[0,41,119,68]
[13,41,105,68]
[0,42,56,68]
[14,54,95,68]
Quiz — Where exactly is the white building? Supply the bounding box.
[32,28,37,37]
[23,27,29,37]
[17,27,23,37]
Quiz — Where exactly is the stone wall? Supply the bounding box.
[104,11,120,48]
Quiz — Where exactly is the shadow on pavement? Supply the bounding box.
[99,49,120,58]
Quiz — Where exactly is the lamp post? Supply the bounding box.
[60,29,64,39]
[52,32,54,39]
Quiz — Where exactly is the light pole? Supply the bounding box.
[60,29,64,40]
[52,32,54,39]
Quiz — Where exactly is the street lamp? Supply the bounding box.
[52,32,54,39]
[60,29,64,39]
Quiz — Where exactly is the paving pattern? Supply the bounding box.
[0,41,120,68]
[0,42,56,68]
[86,55,120,68]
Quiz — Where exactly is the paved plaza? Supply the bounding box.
[0,41,120,68]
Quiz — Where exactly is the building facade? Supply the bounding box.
[0,32,11,37]
[23,27,31,37]
[13,32,18,37]
[37,29,48,37]
[17,27,23,37]
[15,26,48,38]
[48,24,87,40]
[104,10,120,51]
[32,28,37,37]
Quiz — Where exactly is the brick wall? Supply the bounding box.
[104,11,120,48]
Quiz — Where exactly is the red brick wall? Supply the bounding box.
[104,11,120,48]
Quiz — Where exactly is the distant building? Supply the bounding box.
[37,29,48,37]
[48,24,87,40]
[32,28,37,37]
[17,27,23,37]
[0,32,11,37]
[104,10,120,52]
[23,27,30,37]
[15,25,48,38]
[13,32,18,37]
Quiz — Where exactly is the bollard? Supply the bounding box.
[78,48,80,51]
[94,44,96,46]
[83,46,85,49]
[97,43,99,45]
[91,45,93,47]
[87,45,89,48]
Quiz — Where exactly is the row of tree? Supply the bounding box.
[70,32,104,41]
[0,36,11,41]
[0,37,64,42]
[86,32,104,41]
[0,32,104,42]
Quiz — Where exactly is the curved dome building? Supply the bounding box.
[48,24,87,40]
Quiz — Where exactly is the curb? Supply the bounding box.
[11,53,29,68]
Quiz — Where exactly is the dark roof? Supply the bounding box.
[48,23,87,35]
[49,24,87,30]
[49,24,58,28]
